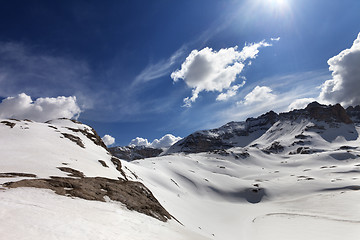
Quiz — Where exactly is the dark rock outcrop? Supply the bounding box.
[346,105,360,123]
[4,176,172,222]
[109,146,163,161]
[167,111,279,154]
[305,102,352,124]
[280,102,353,124]
[262,142,284,154]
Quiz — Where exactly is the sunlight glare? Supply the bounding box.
[261,0,292,17]
[266,0,287,8]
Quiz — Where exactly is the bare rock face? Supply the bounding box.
[346,105,360,123]
[168,111,279,154]
[4,176,172,222]
[168,102,356,154]
[262,142,284,154]
[304,102,353,124]
[0,118,172,222]
[109,146,163,161]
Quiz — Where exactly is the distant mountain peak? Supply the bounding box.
[166,102,359,154]
[304,101,352,124]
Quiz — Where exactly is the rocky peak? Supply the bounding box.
[167,111,279,154]
[279,102,353,124]
[304,102,352,124]
[246,110,279,129]
[168,102,357,154]
[109,145,163,161]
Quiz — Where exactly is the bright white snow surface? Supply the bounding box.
[0,118,122,181]
[1,118,360,240]
[0,118,207,240]
[0,188,207,240]
[123,120,360,240]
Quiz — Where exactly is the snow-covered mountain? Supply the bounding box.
[1,102,360,240]
[0,118,206,239]
[167,102,359,154]
[123,102,360,240]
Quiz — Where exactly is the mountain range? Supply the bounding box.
[1,102,360,240]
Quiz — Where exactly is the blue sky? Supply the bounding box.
[0,0,360,146]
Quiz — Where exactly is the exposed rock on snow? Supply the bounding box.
[109,145,163,161]
[167,102,357,154]
[167,110,278,154]
[2,102,360,240]
[262,142,284,154]
[4,175,171,222]
[0,118,172,222]
[346,105,360,123]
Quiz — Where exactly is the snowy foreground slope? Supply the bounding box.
[0,118,207,240]
[122,103,360,240]
[1,102,360,240]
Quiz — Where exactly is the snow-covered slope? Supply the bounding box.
[122,103,360,240]
[2,102,360,240]
[125,133,360,239]
[0,118,122,179]
[0,118,207,240]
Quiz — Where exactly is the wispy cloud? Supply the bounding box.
[216,81,245,101]
[271,37,281,41]
[133,46,186,85]
[0,41,94,108]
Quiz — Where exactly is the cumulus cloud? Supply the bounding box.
[102,134,115,146]
[0,93,81,122]
[288,97,317,110]
[171,40,272,107]
[319,32,360,106]
[129,137,150,147]
[239,86,276,105]
[216,82,245,101]
[129,134,182,149]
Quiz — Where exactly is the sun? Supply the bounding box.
[266,0,287,8]
[261,0,292,16]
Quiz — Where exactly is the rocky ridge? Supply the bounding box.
[166,102,360,154]
[109,145,163,161]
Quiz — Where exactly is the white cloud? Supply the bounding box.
[271,37,281,41]
[288,98,317,111]
[129,137,150,147]
[150,134,182,148]
[171,40,272,107]
[0,93,81,122]
[216,82,245,101]
[102,134,115,146]
[129,134,182,149]
[239,86,276,105]
[134,47,185,84]
[319,32,360,106]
